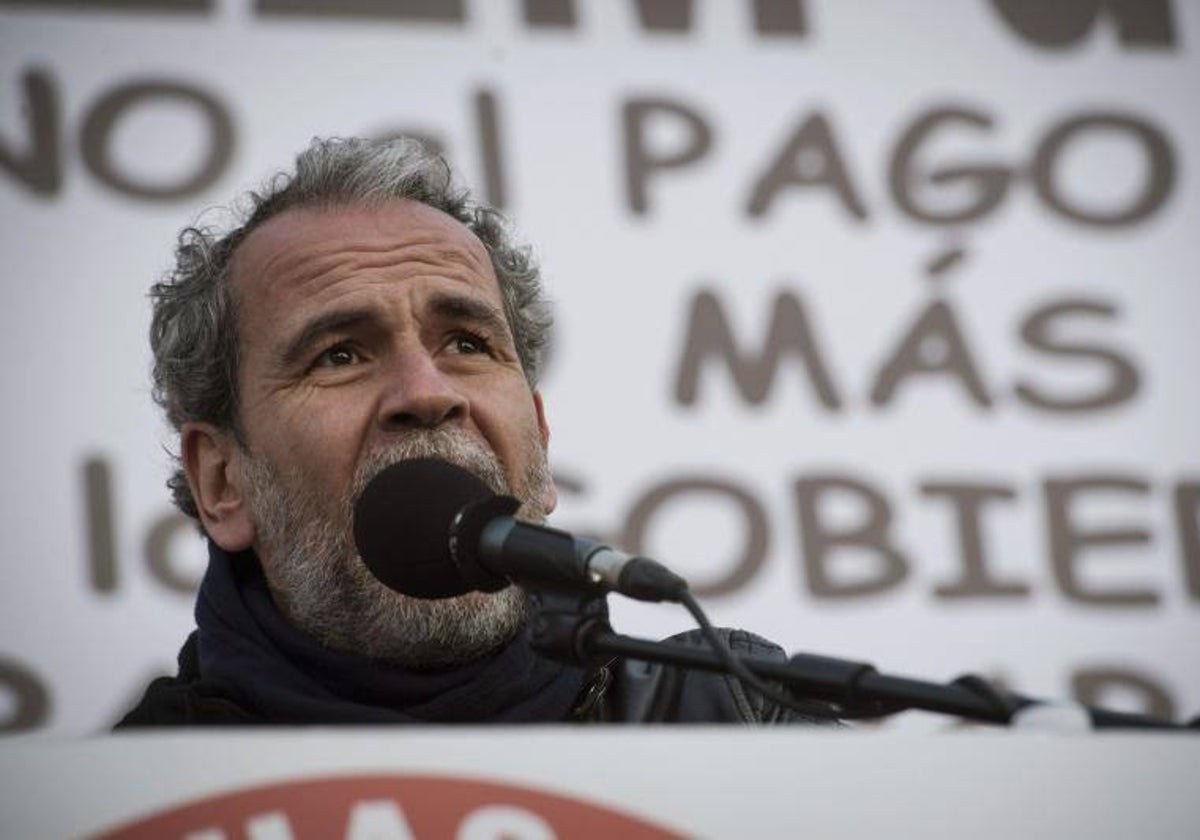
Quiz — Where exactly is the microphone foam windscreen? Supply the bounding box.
[353,457,495,599]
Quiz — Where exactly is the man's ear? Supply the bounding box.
[181,422,255,551]
[532,390,557,514]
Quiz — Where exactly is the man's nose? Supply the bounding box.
[377,347,468,430]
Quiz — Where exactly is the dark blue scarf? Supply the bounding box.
[194,542,586,724]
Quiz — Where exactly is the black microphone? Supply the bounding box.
[353,458,689,603]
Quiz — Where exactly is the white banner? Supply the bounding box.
[1,0,1198,734]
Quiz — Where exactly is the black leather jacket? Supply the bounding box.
[116,629,836,727]
[572,628,837,724]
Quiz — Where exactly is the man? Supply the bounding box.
[118,137,831,726]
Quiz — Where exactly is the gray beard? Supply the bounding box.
[240,428,549,668]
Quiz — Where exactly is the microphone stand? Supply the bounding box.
[526,590,1194,732]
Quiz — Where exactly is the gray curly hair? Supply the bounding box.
[150,136,552,519]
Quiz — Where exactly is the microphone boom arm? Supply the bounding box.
[526,589,1194,731]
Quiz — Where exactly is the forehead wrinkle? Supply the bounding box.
[231,198,493,288]
[249,239,494,303]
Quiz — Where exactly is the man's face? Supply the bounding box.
[192,199,555,665]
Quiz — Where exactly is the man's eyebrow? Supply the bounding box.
[428,292,510,339]
[279,307,377,368]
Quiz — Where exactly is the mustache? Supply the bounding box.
[348,429,510,509]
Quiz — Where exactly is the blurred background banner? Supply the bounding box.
[1,0,1196,735]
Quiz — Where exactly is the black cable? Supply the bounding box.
[678,590,838,721]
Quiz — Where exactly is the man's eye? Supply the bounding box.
[315,345,360,367]
[452,333,489,355]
